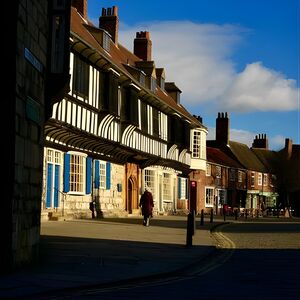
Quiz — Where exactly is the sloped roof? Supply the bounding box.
[228,141,267,172]
[251,148,281,173]
[70,7,205,128]
[207,147,244,169]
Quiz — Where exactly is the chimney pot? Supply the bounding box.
[252,133,269,149]
[99,6,119,44]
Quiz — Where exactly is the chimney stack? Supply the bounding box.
[193,115,203,123]
[134,31,152,61]
[285,138,293,159]
[72,0,88,20]
[99,6,119,44]
[252,133,269,149]
[216,112,230,145]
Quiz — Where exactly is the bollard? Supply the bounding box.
[223,206,226,221]
[210,208,213,223]
[245,209,248,219]
[186,212,194,247]
[200,209,204,226]
[190,210,196,235]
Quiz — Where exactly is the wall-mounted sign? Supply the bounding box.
[24,47,43,73]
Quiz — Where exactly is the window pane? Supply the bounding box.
[69,154,85,192]
[145,169,155,198]
[192,131,201,158]
[180,178,187,199]
[73,55,89,97]
[163,173,171,201]
[205,188,214,206]
[99,162,106,189]
[216,166,221,178]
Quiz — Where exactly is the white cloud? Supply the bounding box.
[269,135,286,151]
[119,21,299,113]
[222,62,298,112]
[230,128,255,146]
[120,21,238,104]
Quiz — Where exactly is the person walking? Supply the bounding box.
[89,200,96,219]
[139,187,154,226]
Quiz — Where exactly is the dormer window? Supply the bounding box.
[165,82,181,104]
[102,31,110,52]
[139,72,145,86]
[150,76,156,91]
[160,77,165,90]
[176,91,180,104]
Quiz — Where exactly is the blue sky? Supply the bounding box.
[88,0,300,150]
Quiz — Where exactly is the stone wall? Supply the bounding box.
[13,0,48,269]
[93,163,125,216]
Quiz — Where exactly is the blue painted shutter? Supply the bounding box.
[178,177,181,199]
[94,160,100,188]
[46,164,53,208]
[54,165,60,207]
[63,153,70,193]
[86,157,92,194]
[106,162,111,190]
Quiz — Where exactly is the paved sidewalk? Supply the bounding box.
[0,215,220,299]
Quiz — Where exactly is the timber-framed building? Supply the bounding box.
[42,1,207,219]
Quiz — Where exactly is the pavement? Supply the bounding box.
[2,214,298,299]
[0,215,223,299]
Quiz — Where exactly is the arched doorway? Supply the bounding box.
[127,176,138,214]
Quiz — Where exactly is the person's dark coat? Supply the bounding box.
[139,190,154,217]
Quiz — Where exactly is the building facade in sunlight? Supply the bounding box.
[42,0,207,220]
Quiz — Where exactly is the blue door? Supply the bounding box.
[46,163,60,208]
[46,164,53,208]
[54,165,60,207]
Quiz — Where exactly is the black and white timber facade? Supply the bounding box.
[42,3,207,219]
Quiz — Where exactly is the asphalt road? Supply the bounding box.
[64,220,300,300]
